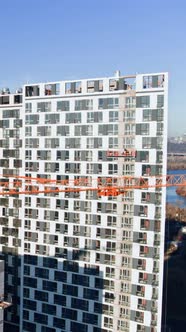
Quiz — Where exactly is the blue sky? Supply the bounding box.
[0,0,186,136]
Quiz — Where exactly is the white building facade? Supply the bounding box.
[0,72,168,332]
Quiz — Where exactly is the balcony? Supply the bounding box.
[139,278,148,285]
[105,297,114,304]
[138,304,146,310]
[139,252,148,258]
[153,254,160,259]
[103,307,114,315]
[152,280,159,286]
[155,214,161,219]
[136,291,145,297]
[151,306,158,313]
[151,320,157,326]
[137,239,147,244]
[104,323,113,329]
[152,294,158,300]
[137,265,146,271]
[135,317,144,323]
[136,326,145,332]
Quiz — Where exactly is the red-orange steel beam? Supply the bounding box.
[0,174,185,196]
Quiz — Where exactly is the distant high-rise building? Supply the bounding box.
[0,72,168,332]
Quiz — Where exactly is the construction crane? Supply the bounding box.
[0,173,185,196]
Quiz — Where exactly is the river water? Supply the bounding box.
[166,169,186,207]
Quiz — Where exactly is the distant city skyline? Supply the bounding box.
[0,0,185,135]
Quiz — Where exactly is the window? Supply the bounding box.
[124,123,135,135]
[24,265,30,276]
[142,137,163,149]
[66,112,81,123]
[42,303,56,315]
[121,217,133,228]
[56,150,69,160]
[143,109,152,121]
[143,75,164,88]
[25,138,39,148]
[3,109,19,118]
[136,123,149,135]
[65,137,81,149]
[108,164,118,174]
[140,245,149,256]
[140,219,150,230]
[62,307,77,320]
[65,81,82,94]
[75,125,93,136]
[24,277,37,288]
[26,85,39,97]
[37,102,51,112]
[25,103,32,113]
[157,95,164,108]
[23,309,29,320]
[123,164,134,175]
[120,243,132,255]
[83,312,98,325]
[109,137,118,148]
[87,112,102,123]
[136,151,149,162]
[45,114,60,124]
[71,298,89,311]
[123,230,132,241]
[71,322,87,332]
[84,288,99,300]
[57,100,69,111]
[43,280,57,292]
[87,80,103,92]
[37,126,51,136]
[35,267,49,279]
[86,138,94,149]
[143,108,164,121]
[136,96,150,108]
[23,321,36,332]
[104,317,113,328]
[123,136,135,148]
[25,114,39,125]
[45,138,59,148]
[13,93,22,104]
[54,294,66,305]
[98,98,119,109]
[157,123,164,136]
[109,79,118,90]
[75,99,93,110]
[35,290,48,302]
[44,83,60,95]
[125,96,136,108]
[34,312,48,325]
[25,150,32,160]
[123,110,135,121]
[143,76,152,88]
[109,111,118,122]
[43,257,57,268]
[98,124,118,135]
[53,318,66,329]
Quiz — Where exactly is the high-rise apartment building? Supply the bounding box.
[0,72,168,332]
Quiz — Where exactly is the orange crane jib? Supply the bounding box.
[0,174,185,196]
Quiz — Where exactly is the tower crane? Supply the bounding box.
[0,173,185,196]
